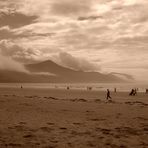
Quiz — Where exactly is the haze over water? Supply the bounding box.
[0,83,148,92]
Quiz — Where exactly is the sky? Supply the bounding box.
[0,0,148,81]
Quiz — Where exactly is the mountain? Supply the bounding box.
[25,60,127,83]
[0,60,132,83]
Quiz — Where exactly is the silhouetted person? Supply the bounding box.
[21,85,23,89]
[106,89,112,100]
[114,88,117,93]
[146,89,148,93]
[87,87,92,91]
[133,88,137,95]
[67,86,70,90]
[129,89,134,96]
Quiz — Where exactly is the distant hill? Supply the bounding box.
[0,60,132,83]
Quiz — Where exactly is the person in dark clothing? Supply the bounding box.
[133,88,137,95]
[114,88,117,93]
[106,89,112,100]
[129,89,134,96]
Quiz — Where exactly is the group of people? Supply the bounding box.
[129,88,137,96]
[105,87,148,100]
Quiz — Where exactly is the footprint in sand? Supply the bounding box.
[50,140,58,144]
[19,122,27,125]
[43,145,57,148]
[140,142,148,147]
[20,103,32,107]
[95,127,112,135]
[86,141,96,147]
[61,109,69,112]
[47,122,55,125]
[40,127,54,133]
[94,99,101,102]
[86,110,94,113]
[73,122,82,125]
[9,125,27,132]
[45,97,59,100]
[23,134,35,138]
[7,143,22,147]
[71,98,87,102]
[100,128,111,135]
[135,117,148,121]
[115,127,139,136]
[116,113,122,119]
[25,95,40,99]
[59,127,67,130]
[89,118,106,122]
[125,101,148,106]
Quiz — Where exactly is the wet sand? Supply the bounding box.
[0,88,148,148]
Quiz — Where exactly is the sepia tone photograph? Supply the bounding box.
[0,0,148,147]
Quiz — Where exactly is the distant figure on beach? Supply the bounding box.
[67,86,70,90]
[146,89,148,93]
[129,89,137,96]
[106,89,112,100]
[87,87,92,91]
[129,89,134,96]
[21,85,23,89]
[134,88,137,95]
[114,88,117,93]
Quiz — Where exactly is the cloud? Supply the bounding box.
[0,40,41,63]
[55,52,100,72]
[0,11,37,28]
[0,25,55,40]
[50,0,91,17]
[0,39,61,63]
[0,0,148,81]
[78,15,103,21]
[0,55,28,73]
[0,26,15,40]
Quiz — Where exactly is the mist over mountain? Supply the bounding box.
[0,60,133,83]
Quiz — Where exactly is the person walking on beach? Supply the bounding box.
[129,89,134,96]
[133,88,137,95]
[114,88,117,93]
[106,89,112,100]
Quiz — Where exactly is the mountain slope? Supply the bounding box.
[0,60,131,83]
[25,60,125,83]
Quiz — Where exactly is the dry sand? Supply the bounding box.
[0,88,148,148]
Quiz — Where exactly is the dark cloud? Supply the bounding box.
[58,52,100,72]
[0,12,38,28]
[0,27,15,40]
[78,15,103,21]
[51,0,91,16]
[0,40,39,63]
[0,26,55,40]
[0,55,28,72]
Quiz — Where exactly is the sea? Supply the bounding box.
[0,83,148,92]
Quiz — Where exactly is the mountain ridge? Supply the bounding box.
[0,60,133,83]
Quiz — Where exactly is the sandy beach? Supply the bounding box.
[0,88,148,148]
